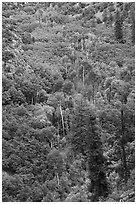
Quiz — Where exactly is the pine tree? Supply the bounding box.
[108,12,113,26]
[71,100,109,201]
[131,3,135,45]
[114,9,123,42]
[102,9,108,24]
[121,4,128,22]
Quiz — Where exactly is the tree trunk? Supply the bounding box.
[56,173,60,185]
[65,64,68,77]
[31,97,33,105]
[92,84,95,104]
[83,66,85,87]
[50,141,53,149]
[38,16,41,24]
[57,134,60,145]
[59,105,65,136]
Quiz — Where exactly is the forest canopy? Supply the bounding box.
[2,2,135,202]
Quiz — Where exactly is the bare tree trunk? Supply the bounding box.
[60,105,65,136]
[83,66,85,87]
[38,16,41,24]
[56,173,60,185]
[65,66,67,76]
[50,141,53,149]
[92,84,95,104]
[32,97,33,105]
[57,134,60,145]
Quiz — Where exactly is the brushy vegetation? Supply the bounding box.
[2,2,135,202]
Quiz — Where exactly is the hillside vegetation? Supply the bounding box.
[2,2,135,202]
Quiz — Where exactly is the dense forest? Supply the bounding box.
[2,2,135,202]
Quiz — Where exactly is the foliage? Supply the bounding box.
[114,9,123,42]
[71,101,109,201]
[18,22,40,33]
[2,2,135,202]
[130,3,135,45]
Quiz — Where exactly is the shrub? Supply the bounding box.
[2,51,14,64]
[18,22,40,33]
[22,44,34,51]
[37,89,48,103]
[22,32,32,44]
[23,6,35,14]
[16,105,28,116]
[63,80,74,95]
[53,80,63,92]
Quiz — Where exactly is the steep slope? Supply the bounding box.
[2,2,135,202]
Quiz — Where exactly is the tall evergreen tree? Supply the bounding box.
[131,3,135,45]
[70,100,109,201]
[114,9,123,42]
[102,8,108,24]
[108,12,113,26]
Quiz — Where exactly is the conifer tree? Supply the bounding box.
[114,9,123,42]
[71,100,109,201]
[131,3,135,45]
[108,12,113,26]
[102,8,108,24]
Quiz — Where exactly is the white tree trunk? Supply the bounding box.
[59,105,65,136]
[56,173,60,185]
[50,141,53,149]
[83,66,85,87]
